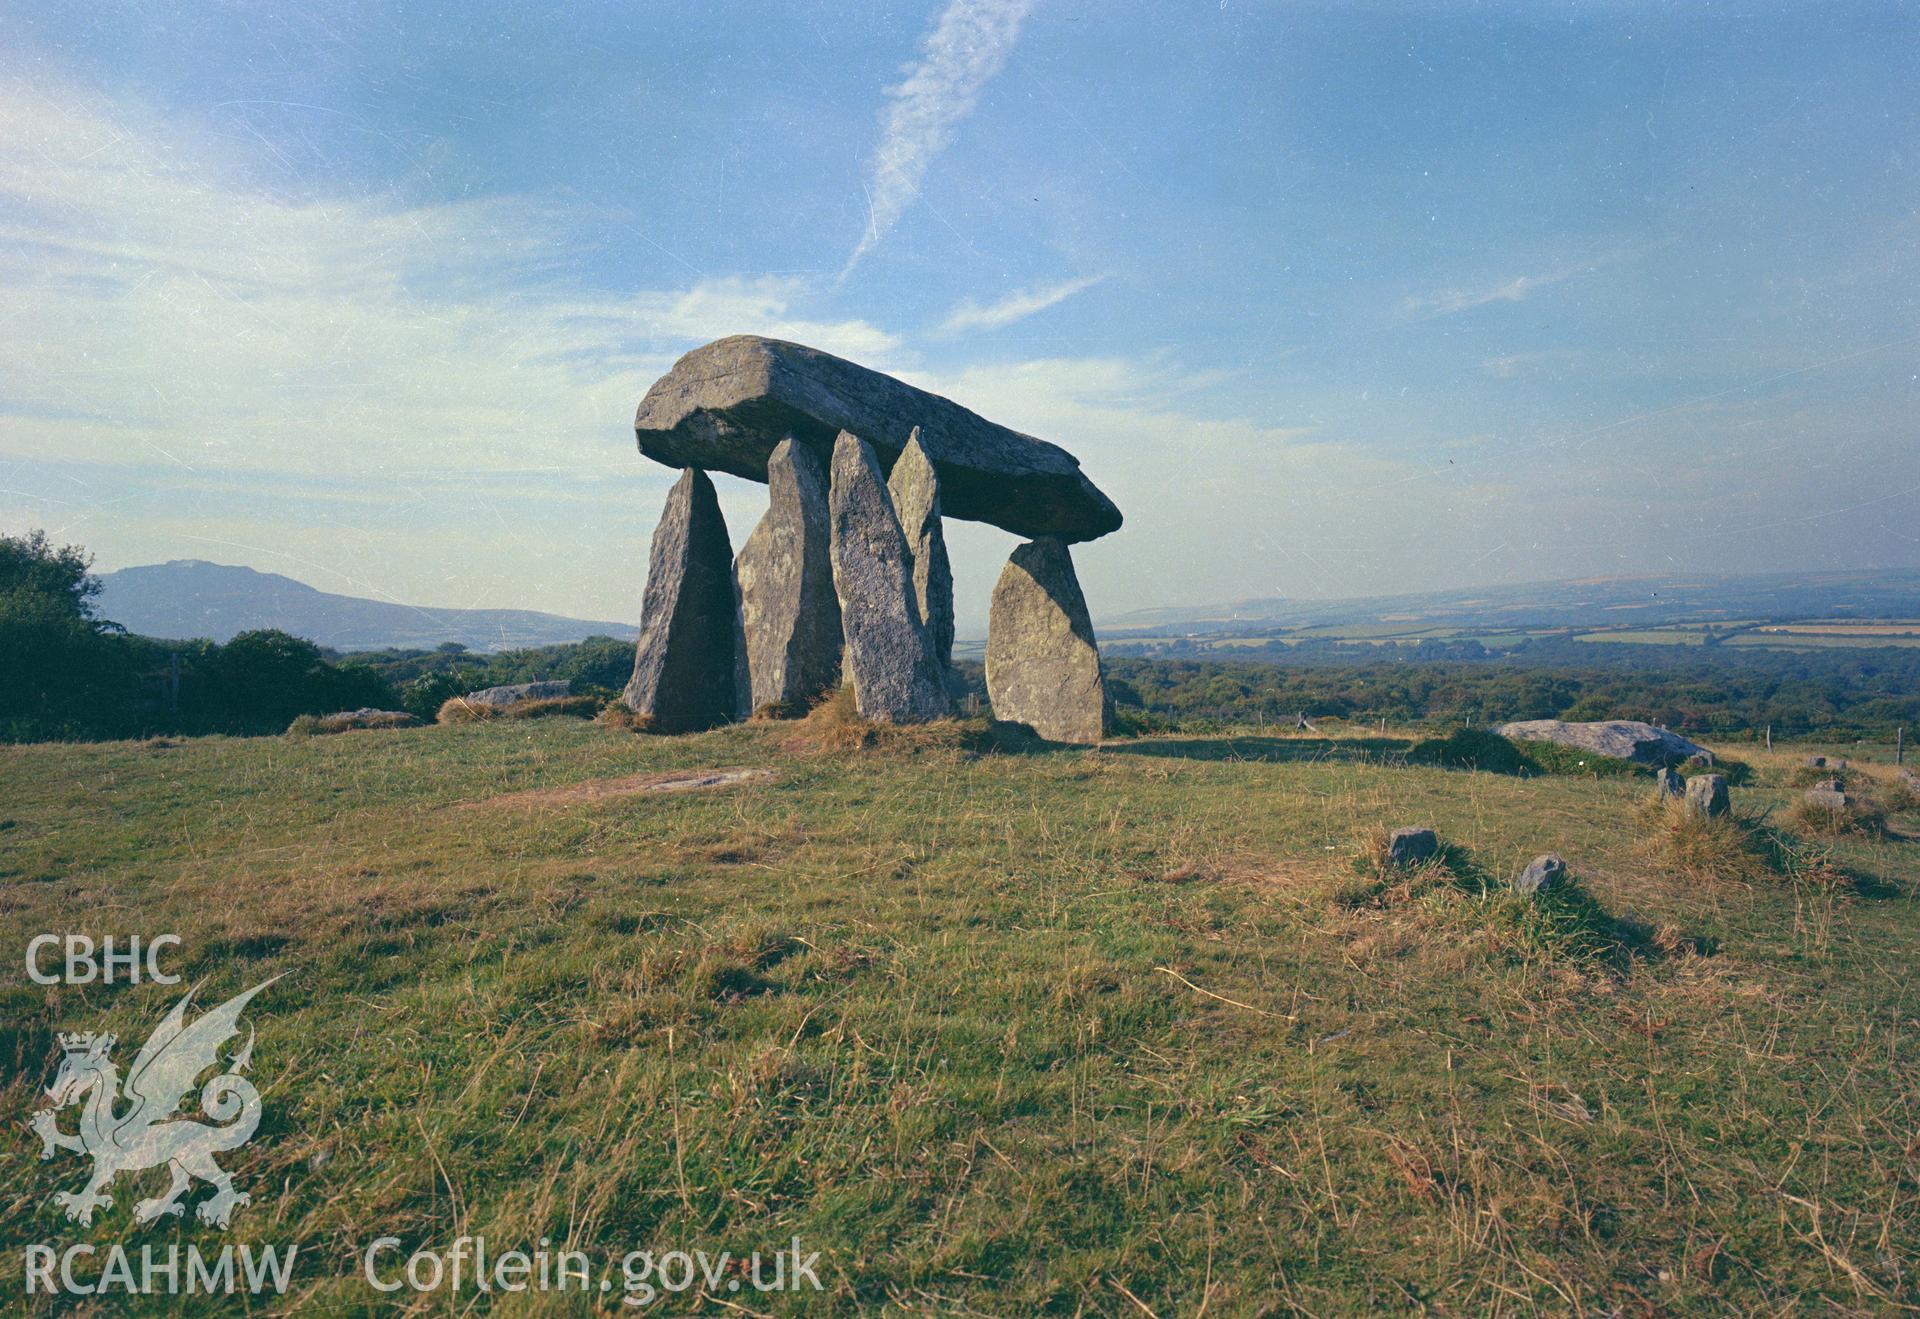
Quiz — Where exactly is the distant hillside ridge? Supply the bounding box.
[1101,569,1920,636]
[95,560,637,652]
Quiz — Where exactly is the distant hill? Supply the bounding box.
[95,561,637,652]
[1101,570,1920,637]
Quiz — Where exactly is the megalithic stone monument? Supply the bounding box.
[827,431,952,723]
[885,427,954,676]
[986,537,1107,743]
[623,467,748,732]
[736,438,843,712]
[628,337,1122,736]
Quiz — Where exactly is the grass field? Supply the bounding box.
[3,718,1918,1313]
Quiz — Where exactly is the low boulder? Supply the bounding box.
[1497,719,1709,767]
[464,680,571,710]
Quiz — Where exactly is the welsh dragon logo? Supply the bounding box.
[31,977,280,1229]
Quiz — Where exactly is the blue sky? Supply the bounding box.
[2,1,1914,631]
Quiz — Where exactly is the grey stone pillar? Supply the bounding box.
[737,439,842,713]
[827,431,951,723]
[986,537,1107,743]
[623,468,748,731]
[886,427,955,675]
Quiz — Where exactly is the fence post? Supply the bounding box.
[1764,724,1772,752]
[1898,726,1906,765]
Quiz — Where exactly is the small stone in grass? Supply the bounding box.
[1388,827,1438,867]
[1514,854,1567,896]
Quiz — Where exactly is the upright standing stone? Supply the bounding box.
[827,432,952,723]
[985,537,1107,743]
[736,439,842,712]
[886,427,955,676]
[1683,773,1730,819]
[1653,767,1685,800]
[623,468,747,732]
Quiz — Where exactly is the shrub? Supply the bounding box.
[1511,738,1641,779]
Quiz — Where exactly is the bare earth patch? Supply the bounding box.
[463,766,775,809]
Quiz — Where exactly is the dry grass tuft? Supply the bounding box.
[1872,773,1919,815]
[287,710,421,737]
[499,694,601,720]
[439,694,599,725]
[435,695,493,725]
[1639,799,1770,884]
[1784,793,1886,838]
[594,701,655,733]
[783,686,873,752]
[778,686,969,756]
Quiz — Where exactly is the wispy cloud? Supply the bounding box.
[0,79,898,487]
[1401,263,1591,319]
[0,78,900,617]
[936,273,1110,335]
[1402,244,1666,320]
[842,0,1036,277]
[1481,349,1574,378]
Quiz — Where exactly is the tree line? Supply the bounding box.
[6,529,1914,742]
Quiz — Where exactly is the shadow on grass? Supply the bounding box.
[1753,823,1903,899]
[1100,735,1413,764]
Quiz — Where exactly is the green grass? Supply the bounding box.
[2,721,1917,1313]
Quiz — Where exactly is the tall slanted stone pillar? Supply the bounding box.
[623,467,747,731]
[986,537,1107,743]
[737,439,842,713]
[886,428,955,676]
[827,431,952,723]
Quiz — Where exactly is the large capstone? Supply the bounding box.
[1497,719,1709,767]
[623,468,748,732]
[886,427,955,675]
[635,336,1122,541]
[985,537,1107,743]
[827,431,952,723]
[736,438,843,712]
